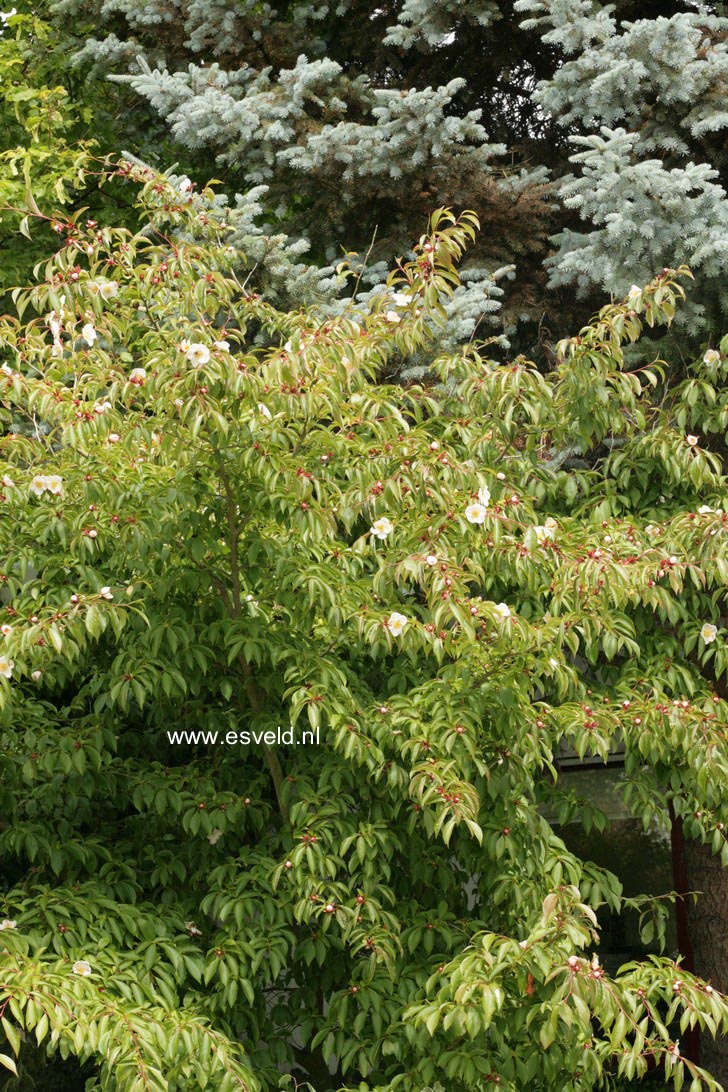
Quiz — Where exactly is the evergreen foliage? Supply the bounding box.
[516,1,728,338]
[0,164,727,1090]
[37,0,728,349]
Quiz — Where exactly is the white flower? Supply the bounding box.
[387,612,408,637]
[385,310,401,324]
[94,401,112,415]
[108,433,121,444]
[669,1041,680,1059]
[31,670,42,682]
[698,505,713,515]
[46,475,63,496]
[47,311,65,339]
[283,340,293,352]
[0,920,17,930]
[0,625,11,637]
[687,435,699,447]
[1,363,13,376]
[465,502,488,525]
[99,587,113,600]
[178,177,193,194]
[627,284,642,302]
[179,339,191,353]
[29,475,49,497]
[645,524,660,538]
[0,656,14,680]
[425,554,438,566]
[496,471,506,481]
[98,281,119,302]
[257,403,272,420]
[703,349,721,367]
[370,517,394,540]
[701,623,718,644]
[391,292,410,307]
[534,520,556,545]
[185,921,203,937]
[213,340,230,352]
[477,485,491,508]
[81,323,97,346]
[208,828,223,845]
[2,475,15,488]
[129,368,146,383]
[493,603,511,621]
[186,343,210,368]
[72,960,92,976]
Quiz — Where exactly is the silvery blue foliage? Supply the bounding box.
[222,191,344,304]
[56,0,532,348]
[111,61,503,192]
[54,0,728,347]
[516,4,728,153]
[515,0,728,332]
[109,53,513,347]
[384,0,501,49]
[278,80,502,183]
[515,0,619,53]
[111,57,357,186]
[547,128,728,301]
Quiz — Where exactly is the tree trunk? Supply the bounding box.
[683,836,728,1085]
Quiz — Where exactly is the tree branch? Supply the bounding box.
[217,459,290,823]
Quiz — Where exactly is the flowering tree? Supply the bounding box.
[0,164,727,1090]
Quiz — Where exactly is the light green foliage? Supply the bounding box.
[0,12,96,299]
[0,165,726,1089]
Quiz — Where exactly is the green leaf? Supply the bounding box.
[0,1054,18,1077]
